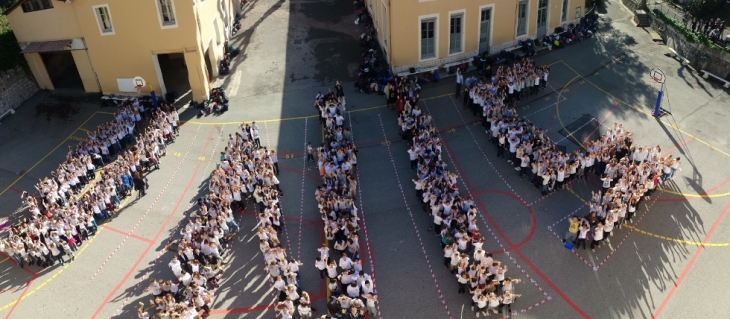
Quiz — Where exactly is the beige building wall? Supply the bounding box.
[70,50,100,93]
[24,52,53,90]
[6,2,83,42]
[369,0,584,73]
[7,0,238,100]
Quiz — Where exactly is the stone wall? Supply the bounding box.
[651,17,730,79]
[621,0,645,11]
[0,67,40,116]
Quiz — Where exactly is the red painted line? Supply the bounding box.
[8,187,23,194]
[90,126,216,319]
[661,137,695,156]
[0,252,38,277]
[652,201,730,319]
[581,100,620,145]
[101,225,154,243]
[473,189,536,253]
[441,138,591,319]
[3,277,35,319]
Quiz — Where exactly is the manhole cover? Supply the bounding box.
[294,39,302,44]
[17,170,27,176]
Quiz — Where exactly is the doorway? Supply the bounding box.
[156,53,191,103]
[204,46,214,82]
[40,51,83,90]
[536,0,549,38]
[479,8,491,54]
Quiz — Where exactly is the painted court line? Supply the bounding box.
[422,101,551,316]
[439,97,589,318]
[376,113,453,319]
[348,113,384,319]
[90,125,216,318]
[0,111,111,197]
[88,125,205,281]
[110,124,226,317]
[651,201,730,319]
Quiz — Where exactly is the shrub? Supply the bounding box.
[652,9,730,53]
[0,15,26,72]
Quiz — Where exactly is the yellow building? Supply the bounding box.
[366,0,585,74]
[4,0,240,100]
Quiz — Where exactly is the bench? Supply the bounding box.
[667,48,690,65]
[701,70,730,88]
[396,65,439,77]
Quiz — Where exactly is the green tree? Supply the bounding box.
[0,0,27,72]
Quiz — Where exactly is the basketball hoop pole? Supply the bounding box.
[650,68,666,117]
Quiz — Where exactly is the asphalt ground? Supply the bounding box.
[0,0,729,318]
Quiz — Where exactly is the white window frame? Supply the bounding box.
[537,0,550,31]
[476,4,495,52]
[515,0,530,37]
[448,9,465,56]
[575,6,581,20]
[155,0,178,29]
[381,1,387,47]
[418,14,438,62]
[92,4,115,36]
[561,0,569,22]
[213,17,222,45]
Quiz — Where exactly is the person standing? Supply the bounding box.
[455,69,464,98]
[591,223,604,252]
[563,216,580,244]
[575,221,589,250]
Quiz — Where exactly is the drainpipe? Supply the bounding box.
[84,49,102,93]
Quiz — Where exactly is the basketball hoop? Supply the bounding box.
[134,84,143,95]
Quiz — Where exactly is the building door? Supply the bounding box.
[40,51,84,90]
[536,0,549,38]
[479,8,491,54]
[516,1,528,37]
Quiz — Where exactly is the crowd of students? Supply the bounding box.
[310,88,378,319]
[366,74,521,317]
[1,101,178,270]
[560,126,679,252]
[135,121,300,318]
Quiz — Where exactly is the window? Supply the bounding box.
[381,3,387,47]
[449,13,463,54]
[516,1,527,36]
[562,0,569,22]
[93,5,114,35]
[157,0,177,26]
[575,6,582,20]
[21,0,53,13]
[537,0,548,28]
[420,19,436,60]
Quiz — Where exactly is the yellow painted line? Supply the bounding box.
[77,127,92,133]
[0,257,8,265]
[565,186,589,205]
[624,225,729,246]
[96,111,116,115]
[555,73,587,149]
[0,193,131,313]
[559,60,730,159]
[557,60,730,198]
[0,111,112,197]
[183,93,455,125]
